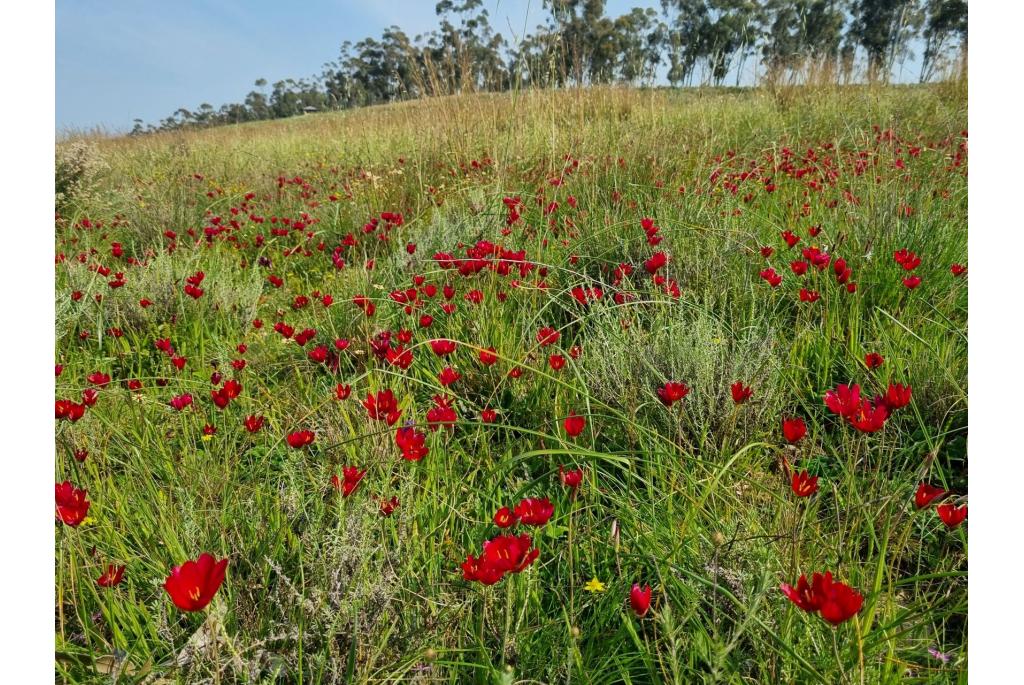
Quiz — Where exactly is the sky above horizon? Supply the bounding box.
[56,0,924,133]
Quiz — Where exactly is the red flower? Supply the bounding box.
[379,496,400,516]
[790,260,808,276]
[656,381,690,407]
[730,381,753,404]
[493,506,517,528]
[514,497,554,526]
[332,465,366,497]
[364,389,402,425]
[55,481,90,526]
[915,482,946,509]
[630,583,652,617]
[335,383,352,400]
[798,288,820,303]
[936,502,967,529]
[950,263,967,277]
[790,470,819,497]
[824,384,861,418]
[480,408,498,423]
[559,465,584,489]
[548,354,566,371]
[438,366,461,386]
[781,417,807,444]
[563,411,586,438]
[426,394,457,431]
[883,383,912,410]
[286,430,315,449]
[644,251,668,274]
[479,347,498,365]
[395,425,429,461]
[847,400,889,433]
[461,533,539,585]
[536,327,560,346]
[780,571,863,625]
[169,393,193,411]
[163,553,228,612]
[780,230,800,248]
[429,339,457,356]
[759,268,782,288]
[902,275,922,289]
[244,415,264,433]
[97,564,126,588]
[864,353,884,369]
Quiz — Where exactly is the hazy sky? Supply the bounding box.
[56,0,661,132]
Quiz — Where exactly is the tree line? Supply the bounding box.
[134,0,966,134]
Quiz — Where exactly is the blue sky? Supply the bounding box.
[57,0,661,132]
[57,1,923,132]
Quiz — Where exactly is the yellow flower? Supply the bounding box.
[584,577,606,593]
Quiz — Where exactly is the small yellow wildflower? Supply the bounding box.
[584,577,606,593]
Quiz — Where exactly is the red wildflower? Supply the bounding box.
[780,571,863,625]
[864,353,884,369]
[429,339,457,356]
[559,465,584,489]
[97,564,126,588]
[883,383,912,410]
[244,415,264,433]
[782,417,807,443]
[730,381,753,404]
[514,497,554,526]
[493,506,517,528]
[630,583,653,617]
[536,327,560,346]
[915,482,946,509]
[163,553,228,612]
[286,430,315,449]
[395,425,429,461]
[936,502,967,529]
[479,347,498,365]
[169,394,194,411]
[55,481,90,526]
[790,470,819,497]
[563,411,586,438]
[364,389,402,425]
[657,381,690,407]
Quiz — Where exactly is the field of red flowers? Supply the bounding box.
[55,86,967,683]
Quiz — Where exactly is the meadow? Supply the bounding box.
[55,84,968,683]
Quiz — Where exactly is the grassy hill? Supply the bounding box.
[56,84,967,683]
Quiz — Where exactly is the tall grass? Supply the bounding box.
[56,84,967,683]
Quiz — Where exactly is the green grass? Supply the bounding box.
[56,84,967,683]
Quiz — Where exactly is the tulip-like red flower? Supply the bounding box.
[97,564,126,588]
[630,583,652,617]
[883,383,912,410]
[163,553,228,612]
[514,497,554,526]
[169,393,194,411]
[461,533,539,585]
[657,381,690,407]
[560,465,584,489]
[563,411,586,437]
[864,353,884,369]
[429,339,457,356]
[493,506,517,528]
[395,425,429,461]
[55,481,90,526]
[780,571,863,625]
[364,389,402,425]
[331,466,366,497]
[286,430,315,449]
[730,381,752,405]
[438,366,461,386]
[759,268,782,288]
[244,415,264,433]
[790,470,819,497]
[536,327,560,346]
[781,417,807,444]
[915,482,946,509]
[936,502,967,529]
[479,347,498,365]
